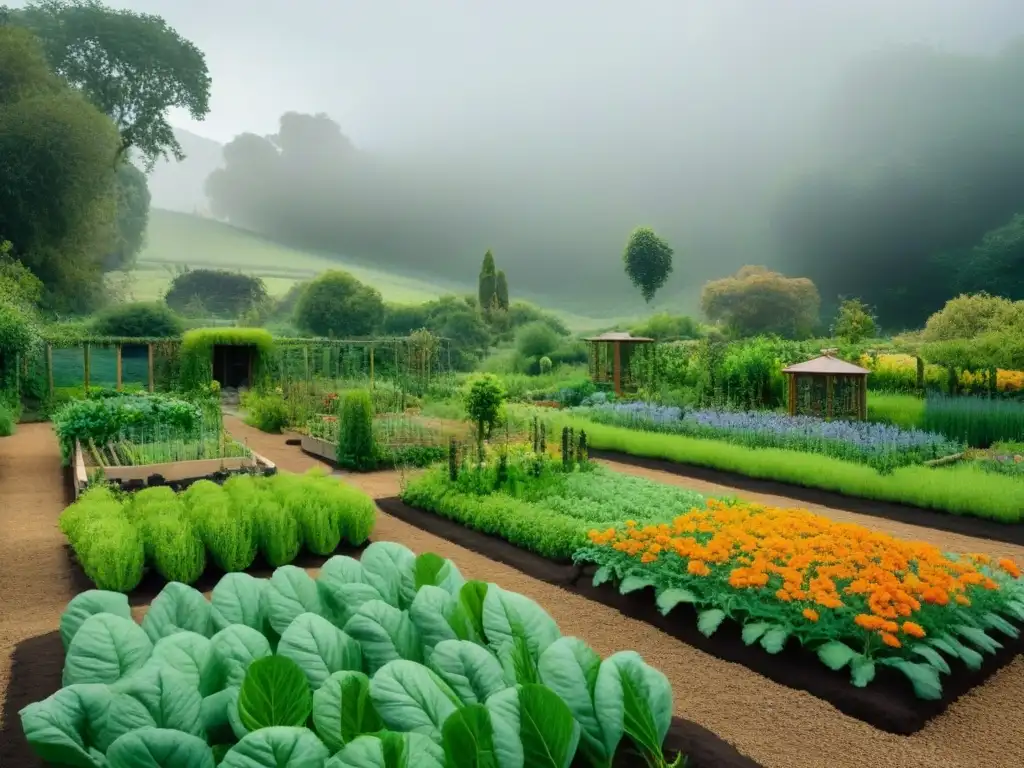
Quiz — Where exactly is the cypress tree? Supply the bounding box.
[478,250,497,312]
[495,269,509,310]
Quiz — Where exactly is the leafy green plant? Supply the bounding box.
[244,391,290,434]
[338,390,376,470]
[0,401,14,436]
[21,542,681,768]
[463,374,505,458]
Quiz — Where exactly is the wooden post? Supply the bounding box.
[860,376,868,420]
[825,375,833,419]
[147,344,155,392]
[613,341,622,395]
[46,344,54,398]
[787,373,797,416]
[83,343,90,393]
[115,344,123,391]
[369,345,375,389]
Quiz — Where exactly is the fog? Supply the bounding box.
[100,1,1024,322]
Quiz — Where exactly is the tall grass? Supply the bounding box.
[922,395,1024,448]
[563,418,1024,523]
[866,393,925,430]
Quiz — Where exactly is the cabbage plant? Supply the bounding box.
[21,541,681,768]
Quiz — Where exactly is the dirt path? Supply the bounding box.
[0,425,77,724]
[224,416,1024,768]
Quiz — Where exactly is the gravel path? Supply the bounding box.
[223,416,1024,768]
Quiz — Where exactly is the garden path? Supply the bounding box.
[223,415,1024,768]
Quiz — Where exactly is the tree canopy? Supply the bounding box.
[164,268,268,318]
[623,227,674,303]
[701,266,820,339]
[294,270,385,338]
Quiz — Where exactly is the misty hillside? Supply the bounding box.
[146,129,223,213]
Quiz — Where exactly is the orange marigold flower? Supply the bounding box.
[802,608,819,622]
[880,632,902,648]
[955,595,971,606]
[687,560,710,577]
[640,552,658,564]
[998,558,1022,579]
[902,621,926,638]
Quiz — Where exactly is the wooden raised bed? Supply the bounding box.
[301,434,336,462]
[73,440,275,497]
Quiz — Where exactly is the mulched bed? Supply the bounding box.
[590,449,1024,547]
[377,496,1024,736]
[1,607,759,768]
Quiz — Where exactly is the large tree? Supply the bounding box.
[701,266,820,339]
[623,227,674,303]
[0,24,120,311]
[106,161,151,271]
[13,0,211,168]
[294,270,385,338]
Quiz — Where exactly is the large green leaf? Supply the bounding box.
[199,687,237,744]
[326,732,445,768]
[760,627,789,655]
[442,704,499,768]
[910,644,952,675]
[538,637,619,768]
[20,684,116,767]
[60,591,132,651]
[63,613,153,686]
[265,566,323,636]
[208,625,273,690]
[458,581,488,643]
[409,586,462,655]
[482,585,560,660]
[112,664,204,736]
[485,683,580,768]
[360,542,417,609]
[369,659,462,742]
[312,670,383,753]
[141,582,213,643]
[816,641,857,671]
[106,727,215,768]
[617,576,655,595]
[413,552,465,595]
[211,573,268,633]
[237,656,312,732]
[654,588,697,616]
[594,652,671,765]
[934,633,983,670]
[319,582,386,630]
[878,658,943,700]
[277,612,362,690]
[850,656,876,688]
[954,625,1002,654]
[344,601,423,674]
[146,631,213,694]
[740,622,769,646]
[220,727,330,768]
[981,611,1021,639]
[428,640,507,705]
[318,555,366,587]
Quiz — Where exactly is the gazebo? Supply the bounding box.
[584,332,654,395]
[782,349,870,420]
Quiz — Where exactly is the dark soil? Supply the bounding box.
[376,497,1024,736]
[590,449,1024,547]
[1,629,760,768]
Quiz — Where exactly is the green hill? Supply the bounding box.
[113,209,622,330]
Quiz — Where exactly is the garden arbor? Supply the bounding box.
[783,350,870,420]
[585,331,654,395]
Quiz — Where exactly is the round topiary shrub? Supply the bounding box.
[91,301,184,338]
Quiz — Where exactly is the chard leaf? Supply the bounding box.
[591,566,612,588]
[740,622,769,646]
[344,601,423,675]
[954,625,1002,654]
[199,687,236,744]
[312,670,383,753]
[220,727,329,768]
[496,635,540,687]
[655,588,697,616]
[539,636,620,768]
[369,659,462,742]
[146,632,212,695]
[208,624,273,690]
[458,582,489,643]
[428,640,507,705]
[237,656,312,732]
[924,636,958,657]
[277,612,362,690]
[264,566,323,636]
[594,652,671,766]
[981,611,1020,639]
[328,732,445,768]
[936,633,983,670]
[106,727,215,768]
[113,664,204,736]
[141,582,213,643]
[320,583,386,630]
[60,591,133,651]
[878,658,943,700]
[210,573,267,633]
[850,656,876,688]
[617,575,655,595]
[64,613,153,686]
[696,609,726,638]
[1003,599,1024,621]
[760,627,789,655]
[441,704,499,768]
[318,555,367,587]
[482,584,560,660]
[414,552,465,595]
[816,641,857,671]
[485,683,580,768]
[408,586,462,656]
[360,542,417,609]
[910,644,952,675]
[19,684,114,766]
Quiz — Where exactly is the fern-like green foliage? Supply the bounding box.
[178,328,275,391]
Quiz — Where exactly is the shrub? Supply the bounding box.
[244,391,289,433]
[165,268,269,318]
[921,293,1024,342]
[701,265,820,338]
[91,301,183,338]
[178,327,274,392]
[515,320,560,359]
[464,373,505,446]
[0,402,14,436]
[539,355,552,374]
[832,298,876,343]
[294,270,385,337]
[338,390,376,470]
[145,513,206,584]
[632,312,702,341]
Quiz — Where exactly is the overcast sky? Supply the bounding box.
[66,0,1024,153]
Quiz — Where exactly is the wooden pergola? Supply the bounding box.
[584,331,654,395]
[782,350,870,420]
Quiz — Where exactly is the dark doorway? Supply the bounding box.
[212,345,253,388]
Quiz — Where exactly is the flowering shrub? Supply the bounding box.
[975,441,1024,478]
[576,500,1024,697]
[575,401,962,472]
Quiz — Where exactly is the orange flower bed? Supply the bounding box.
[580,500,1024,695]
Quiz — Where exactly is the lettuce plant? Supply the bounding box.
[22,542,681,768]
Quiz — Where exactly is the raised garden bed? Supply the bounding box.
[590,449,1024,547]
[72,438,275,497]
[376,496,1024,735]
[300,433,336,462]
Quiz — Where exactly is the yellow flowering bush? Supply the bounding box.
[577,500,1024,697]
[861,353,1024,393]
